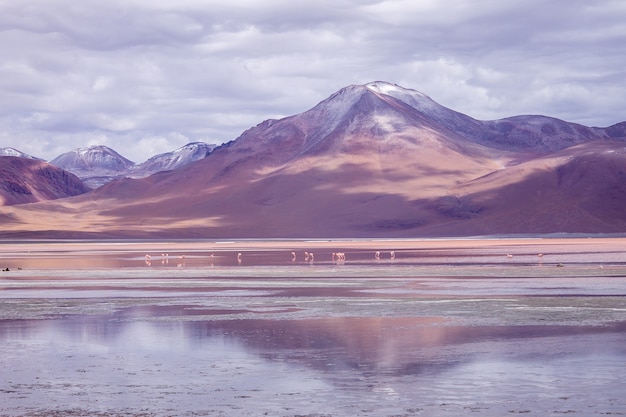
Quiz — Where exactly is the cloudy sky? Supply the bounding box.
[1,0,625,162]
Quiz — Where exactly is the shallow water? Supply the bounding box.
[1,239,626,416]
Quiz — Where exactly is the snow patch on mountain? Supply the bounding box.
[366,81,452,115]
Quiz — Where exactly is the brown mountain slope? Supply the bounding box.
[0,156,89,206]
[417,141,626,236]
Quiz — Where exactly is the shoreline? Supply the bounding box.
[2,235,625,252]
[2,235,625,273]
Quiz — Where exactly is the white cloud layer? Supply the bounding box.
[1,0,625,162]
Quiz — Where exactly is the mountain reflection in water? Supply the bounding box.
[2,313,626,416]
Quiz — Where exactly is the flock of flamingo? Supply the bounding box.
[143,250,552,267]
[144,253,187,267]
[143,249,402,266]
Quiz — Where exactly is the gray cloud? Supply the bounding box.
[1,0,625,162]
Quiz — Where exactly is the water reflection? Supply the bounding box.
[4,314,626,373]
[2,312,626,415]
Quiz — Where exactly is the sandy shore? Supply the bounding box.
[2,235,625,252]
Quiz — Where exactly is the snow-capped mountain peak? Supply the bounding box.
[128,142,216,178]
[50,145,135,172]
[0,147,42,160]
[365,81,447,115]
[48,145,135,188]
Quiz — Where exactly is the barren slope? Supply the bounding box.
[0,157,89,206]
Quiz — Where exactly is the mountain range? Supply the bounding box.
[1,81,625,238]
[45,142,216,189]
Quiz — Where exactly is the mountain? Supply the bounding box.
[0,147,43,160]
[0,81,625,238]
[127,142,215,178]
[47,142,216,188]
[0,156,89,206]
[49,145,135,189]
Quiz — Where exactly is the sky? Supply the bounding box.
[1,0,625,163]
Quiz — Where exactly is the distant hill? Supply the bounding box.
[0,156,89,206]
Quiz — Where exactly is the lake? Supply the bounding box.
[1,238,626,416]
